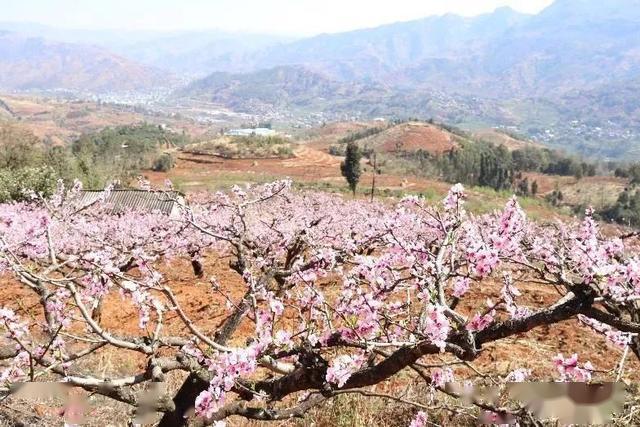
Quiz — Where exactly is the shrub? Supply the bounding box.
[0,166,58,202]
[328,144,346,156]
[600,188,640,227]
[152,154,176,172]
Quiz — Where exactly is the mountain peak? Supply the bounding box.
[0,32,173,93]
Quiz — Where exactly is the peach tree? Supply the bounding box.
[0,179,639,426]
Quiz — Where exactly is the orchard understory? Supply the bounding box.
[1,180,640,425]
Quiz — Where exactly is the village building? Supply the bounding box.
[224,128,277,137]
[78,189,185,217]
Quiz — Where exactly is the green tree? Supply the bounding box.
[601,189,640,227]
[0,124,44,169]
[340,142,362,196]
[546,189,564,207]
[152,154,176,172]
[516,177,530,196]
[0,166,58,202]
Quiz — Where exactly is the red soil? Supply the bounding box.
[378,122,457,154]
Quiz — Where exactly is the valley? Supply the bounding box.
[3,2,640,425]
[1,0,640,159]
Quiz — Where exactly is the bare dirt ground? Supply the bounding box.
[147,138,454,198]
[378,122,456,154]
[146,132,566,224]
[6,247,640,366]
[2,109,638,424]
[2,249,639,426]
[0,95,214,145]
[351,122,458,154]
[147,121,462,195]
[524,172,629,209]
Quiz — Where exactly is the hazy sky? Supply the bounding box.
[1,0,555,35]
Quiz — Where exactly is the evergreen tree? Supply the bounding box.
[517,177,530,196]
[341,142,362,196]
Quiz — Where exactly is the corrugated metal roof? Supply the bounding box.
[78,190,184,216]
[225,128,277,137]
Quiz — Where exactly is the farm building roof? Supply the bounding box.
[78,189,184,216]
[225,128,277,137]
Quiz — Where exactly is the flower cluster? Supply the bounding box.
[326,353,366,387]
[409,411,428,427]
[1,180,640,424]
[553,353,594,382]
[578,315,633,348]
[422,304,451,351]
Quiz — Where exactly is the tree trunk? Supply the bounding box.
[156,375,208,427]
[370,152,377,203]
[158,297,251,426]
[189,251,204,278]
[628,303,640,361]
[191,259,204,278]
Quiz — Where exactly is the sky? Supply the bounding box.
[0,0,555,35]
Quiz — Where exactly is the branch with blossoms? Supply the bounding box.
[1,179,640,426]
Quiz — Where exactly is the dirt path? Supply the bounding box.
[281,145,341,169]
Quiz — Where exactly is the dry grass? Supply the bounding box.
[3,254,640,425]
[184,136,294,160]
[0,94,215,146]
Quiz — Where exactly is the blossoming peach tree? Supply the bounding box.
[1,179,640,426]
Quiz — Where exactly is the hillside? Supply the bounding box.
[167,0,640,99]
[341,121,459,155]
[226,7,528,82]
[0,95,214,146]
[4,1,640,158]
[326,121,547,159]
[172,0,640,159]
[8,1,639,98]
[0,32,173,93]
[174,65,509,126]
[472,129,545,151]
[175,65,395,114]
[0,23,292,77]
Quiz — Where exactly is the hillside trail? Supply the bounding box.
[281,144,341,169]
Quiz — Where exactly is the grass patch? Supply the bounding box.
[169,172,284,192]
[185,135,294,159]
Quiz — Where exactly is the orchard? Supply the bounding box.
[1,179,640,426]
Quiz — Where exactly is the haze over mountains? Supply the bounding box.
[1,0,639,158]
[0,31,174,93]
[0,22,292,78]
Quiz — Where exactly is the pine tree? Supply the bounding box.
[341,142,362,196]
[517,177,530,196]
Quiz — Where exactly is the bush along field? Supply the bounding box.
[182,135,294,159]
[0,123,188,201]
[1,180,640,426]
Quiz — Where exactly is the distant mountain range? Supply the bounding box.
[0,22,292,77]
[174,0,640,97]
[174,0,640,158]
[1,0,640,158]
[175,65,507,126]
[0,32,172,93]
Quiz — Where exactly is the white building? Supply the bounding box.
[225,128,277,137]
